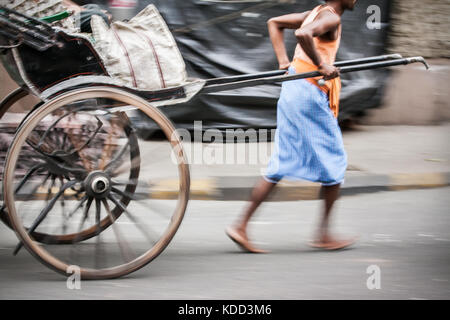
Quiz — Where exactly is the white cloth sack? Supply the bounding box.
[91,4,187,90]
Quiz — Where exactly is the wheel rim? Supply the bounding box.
[4,87,190,279]
[0,88,41,227]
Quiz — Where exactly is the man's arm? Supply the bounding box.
[267,11,311,70]
[295,10,341,79]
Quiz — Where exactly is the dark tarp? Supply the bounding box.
[89,0,392,132]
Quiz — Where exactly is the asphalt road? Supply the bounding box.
[0,187,449,300]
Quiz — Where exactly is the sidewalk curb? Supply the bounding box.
[181,172,450,201]
[7,172,450,202]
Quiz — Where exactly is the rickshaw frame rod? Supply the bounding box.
[0,87,28,118]
[204,54,403,86]
[201,56,429,94]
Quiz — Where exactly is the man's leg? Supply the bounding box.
[312,183,356,249]
[319,183,341,235]
[226,177,277,253]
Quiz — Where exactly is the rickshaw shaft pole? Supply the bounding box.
[201,56,429,94]
[204,54,403,86]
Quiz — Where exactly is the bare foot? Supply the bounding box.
[309,234,357,250]
[225,226,268,253]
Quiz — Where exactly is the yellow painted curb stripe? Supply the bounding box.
[150,178,218,200]
[389,173,448,190]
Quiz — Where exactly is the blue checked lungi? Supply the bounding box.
[264,67,347,186]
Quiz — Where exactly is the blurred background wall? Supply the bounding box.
[388,0,450,59]
[362,0,450,125]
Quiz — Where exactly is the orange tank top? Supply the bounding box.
[292,5,342,117]
[294,5,341,65]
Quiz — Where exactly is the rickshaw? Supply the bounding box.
[0,6,429,279]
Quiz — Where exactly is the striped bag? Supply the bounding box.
[91,4,187,90]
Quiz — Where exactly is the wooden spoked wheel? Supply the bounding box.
[3,87,190,279]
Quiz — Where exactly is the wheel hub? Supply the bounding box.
[84,171,111,199]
